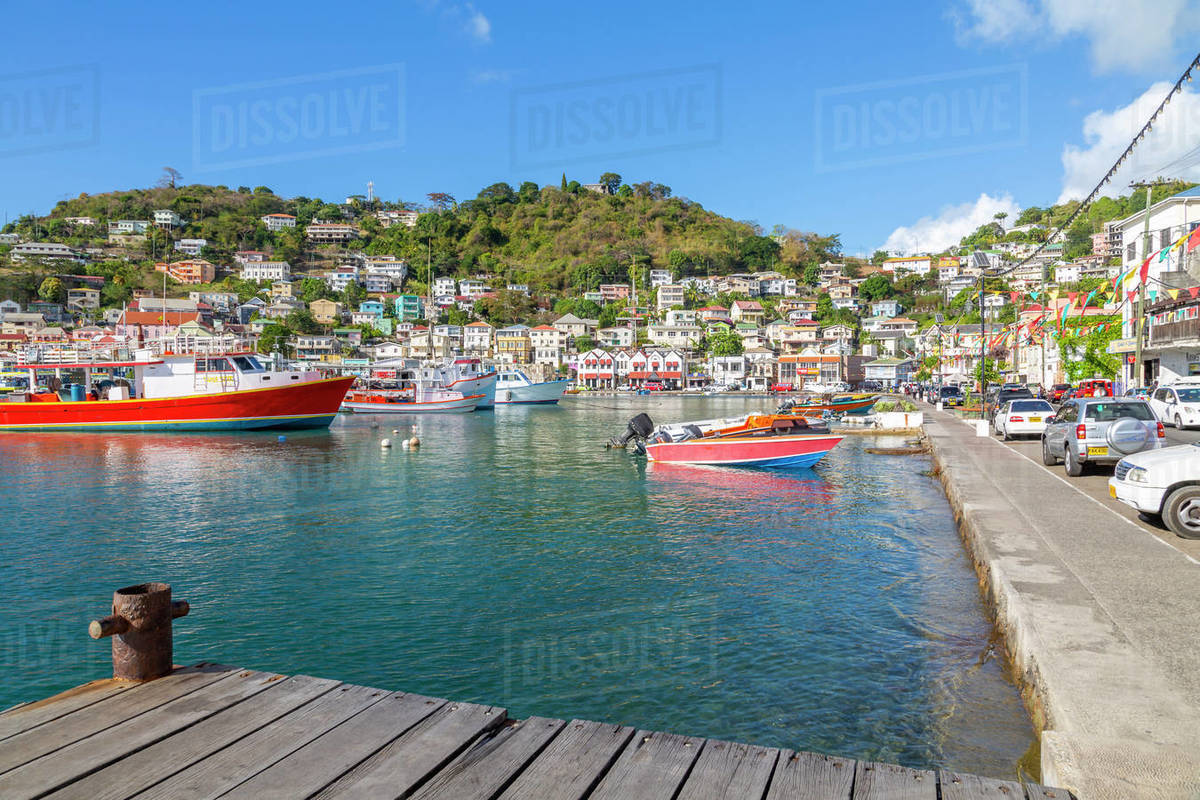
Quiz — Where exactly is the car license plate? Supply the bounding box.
[1029,417,1041,423]
[1109,484,1116,498]
[1087,446,1108,456]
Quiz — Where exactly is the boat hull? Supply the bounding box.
[645,434,842,468]
[495,378,570,405]
[444,372,497,409]
[343,394,481,414]
[792,395,878,416]
[0,377,354,432]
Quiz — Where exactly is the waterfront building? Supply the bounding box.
[495,324,532,364]
[576,348,616,388]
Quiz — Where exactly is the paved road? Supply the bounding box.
[962,410,1200,560]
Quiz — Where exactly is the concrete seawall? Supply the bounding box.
[922,408,1200,799]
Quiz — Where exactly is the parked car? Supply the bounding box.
[985,386,1034,419]
[1049,383,1071,403]
[938,385,964,407]
[1148,383,1200,429]
[770,383,794,392]
[1109,444,1200,538]
[993,399,1055,440]
[1076,378,1115,398]
[1041,398,1164,476]
[1124,386,1152,400]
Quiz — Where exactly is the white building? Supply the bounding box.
[175,238,207,255]
[10,242,86,263]
[434,277,458,296]
[261,213,297,231]
[363,273,394,293]
[108,220,150,235]
[154,210,185,228]
[656,284,685,311]
[649,269,673,287]
[241,261,291,282]
[882,255,932,276]
[646,323,703,349]
[463,321,494,355]
[375,209,419,228]
[598,326,635,348]
[306,222,359,243]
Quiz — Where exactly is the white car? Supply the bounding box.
[1148,384,1200,429]
[993,398,1055,440]
[1109,443,1200,538]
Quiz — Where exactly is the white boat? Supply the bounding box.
[432,358,497,409]
[342,386,482,414]
[495,368,570,405]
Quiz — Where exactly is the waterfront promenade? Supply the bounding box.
[923,405,1200,798]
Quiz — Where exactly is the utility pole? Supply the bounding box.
[979,267,987,419]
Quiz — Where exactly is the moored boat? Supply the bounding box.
[0,352,353,432]
[341,387,482,414]
[609,412,841,469]
[495,368,570,405]
[784,393,879,417]
[434,358,497,409]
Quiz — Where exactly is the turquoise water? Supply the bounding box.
[0,396,1033,777]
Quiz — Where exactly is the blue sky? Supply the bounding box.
[2,0,1199,256]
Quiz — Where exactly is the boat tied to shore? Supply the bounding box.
[0,350,353,432]
[609,410,842,468]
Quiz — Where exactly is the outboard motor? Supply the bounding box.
[608,413,655,449]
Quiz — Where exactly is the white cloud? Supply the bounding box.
[1058,82,1200,203]
[952,0,1200,73]
[882,193,1021,254]
[465,4,491,43]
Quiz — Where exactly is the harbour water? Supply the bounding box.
[0,395,1033,778]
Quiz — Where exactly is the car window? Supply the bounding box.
[1177,388,1200,403]
[1154,388,1169,401]
[1011,400,1052,412]
[1084,401,1154,421]
[1058,404,1077,423]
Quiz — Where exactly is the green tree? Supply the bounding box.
[802,263,820,285]
[574,334,595,352]
[598,172,622,194]
[257,323,292,355]
[858,273,893,301]
[708,329,744,357]
[870,250,889,265]
[341,281,366,307]
[38,277,65,304]
[1057,318,1121,380]
[974,358,1002,387]
[285,309,321,334]
[299,277,331,302]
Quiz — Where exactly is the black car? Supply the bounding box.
[938,385,964,407]
[986,386,1035,418]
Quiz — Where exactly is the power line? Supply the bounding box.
[990,50,1200,279]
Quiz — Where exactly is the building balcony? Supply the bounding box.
[1149,319,1200,348]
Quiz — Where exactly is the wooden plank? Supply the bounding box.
[938,770,1026,799]
[218,692,447,800]
[852,760,936,800]
[0,669,281,800]
[409,716,565,800]
[764,749,855,799]
[131,682,388,800]
[314,699,507,800]
[0,680,132,742]
[677,740,779,800]
[43,675,339,800]
[0,663,237,777]
[499,720,635,800]
[589,729,705,800]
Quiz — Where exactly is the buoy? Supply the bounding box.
[392,429,399,434]
[400,439,411,449]
[409,436,420,448]
[277,435,286,442]
[410,424,418,432]
[380,438,392,448]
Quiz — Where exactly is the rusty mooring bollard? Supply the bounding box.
[89,582,189,681]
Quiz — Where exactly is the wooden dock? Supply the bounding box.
[0,662,1071,799]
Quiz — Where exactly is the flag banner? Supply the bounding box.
[1010,292,1019,303]
[1085,289,1097,306]
[1067,291,1078,304]
[1149,290,1158,302]
[1191,287,1200,299]
[1170,289,1181,300]
[1188,226,1200,253]
[1139,255,1154,285]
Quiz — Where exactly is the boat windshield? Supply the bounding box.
[231,355,265,373]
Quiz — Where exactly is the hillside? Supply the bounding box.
[1,177,845,299]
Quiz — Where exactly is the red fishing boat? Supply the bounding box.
[0,352,353,432]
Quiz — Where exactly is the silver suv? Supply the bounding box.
[1041,398,1164,477]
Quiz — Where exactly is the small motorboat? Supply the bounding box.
[342,387,483,414]
[783,393,879,417]
[609,412,841,469]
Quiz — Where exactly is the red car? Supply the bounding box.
[771,383,794,392]
[1049,383,1071,402]
[644,382,664,392]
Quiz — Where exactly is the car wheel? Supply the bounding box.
[1176,414,1186,431]
[1064,444,1084,477]
[1041,437,1058,466]
[1163,486,1200,539]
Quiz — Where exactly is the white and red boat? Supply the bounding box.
[0,351,353,432]
[611,412,841,468]
[341,386,483,414]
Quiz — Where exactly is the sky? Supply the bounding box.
[3,0,1200,258]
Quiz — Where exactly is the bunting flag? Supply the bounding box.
[1158,245,1172,262]
[1128,289,1139,302]
[1060,301,1072,325]
[1030,290,1040,300]
[1113,267,1132,292]
[1173,231,1190,251]
[1139,255,1154,286]
[1067,291,1078,304]
[1191,287,1200,299]
[1010,292,1019,303]
[1149,289,1158,303]
[1170,289,1181,300]
[1188,225,1200,253]
[1085,289,1097,307]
